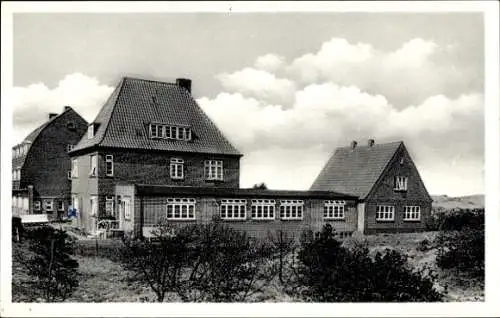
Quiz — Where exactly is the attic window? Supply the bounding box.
[394,176,408,191]
[149,123,192,141]
[67,121,76,131]
[88,124,95,139]
[400,157,405,165]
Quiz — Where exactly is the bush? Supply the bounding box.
[293,224,442,302]
[436,226,484,278]
[426,209,484,231]
[24,226,79,301]
[121,220,277,302]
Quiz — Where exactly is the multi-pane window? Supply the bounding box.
[57,201,65,211]
[122,197,131,220]
[90,155,97,177]
[394,176,408,191]
[33,200,41,211]
[105,196,115,217]
[149,123,192,141]
[105,155,114,176]
[220,199,247,220]
[67,144,74,152]
[43,199,54,211]
[166,198,196,220]
[204,160,223,181]
[376,205,395,221]
[170,158,184,179]
[403,206,421,221]
[323,200,346,219]
[251,199,275,220]
[71,159,78,178]
[280,200,304,220]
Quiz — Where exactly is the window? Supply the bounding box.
[12,170,17,181]
[67,171,72,180]
[149,123,192,141]
[394,176,408,191]
[67,144,74,152]
[90,196,98,217]
[90,155,97,177]
[17,169,21,180]
[71,159,78,178]
[323,200,346,220]
[204,160,223,181]
[88,124,94,139]
[376,205,395,221]
[166,198,196,220]
[105,155,114,176]
[57,201,64,211]
[404,206,421,221]
[123,197,131,220]
[43,199,54,211]
[170,158,184,179]
[33,201,41,211]
[280,200,304,220]
[105,196,114,217]
[251,199,275,220]
[220,199,247,220]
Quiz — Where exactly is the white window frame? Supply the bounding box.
[88,124,94,139]
[33,200,41,211]
[323,200,346,220]
[166,198,196,220]
[185,128,192,141]
[403,206,421,221]
[123,197,132,220]
[280,200,304,220]
[164,125,172,139]
[204,160,223,181]
[251,199,276,220]
[67,144,74,152]
[394,176,408,191]
[105,196,115,217]
[105,155,114,176]
[43,199,54,211]
[57,201,65,211]
[90,196,98,217]
[67,170,72,180]
[220,199,247,220]
[149,124,159,139]
[170,158,184,180]
[71,159,78,178]
[17,169,21,181]
[90,155,98,177]
[376,205,395,221]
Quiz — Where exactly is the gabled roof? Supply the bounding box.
[310,141,403,199]
[71,77,242,156]
[12,106,84,168]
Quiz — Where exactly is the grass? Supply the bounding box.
[11,230,484,302]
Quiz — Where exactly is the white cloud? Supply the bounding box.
[254,53,286,72]
[11,73,113,145]
[216,68,296,105]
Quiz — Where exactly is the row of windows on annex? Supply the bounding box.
[12,168,22,181]
[163,199,348,221]
[24,198,67,213]
[82,195,132,220]
[70,156,224,181]
[375,205,422,221]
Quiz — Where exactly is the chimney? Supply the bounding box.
[49,113,58,120]
[64,106,71,112]
[368,139,375,147]
[176,78,192,93]
[350,140,358,150]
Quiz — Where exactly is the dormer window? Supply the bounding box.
[394,176,408,191]
[149,123,192,141]
[88,124,95,139]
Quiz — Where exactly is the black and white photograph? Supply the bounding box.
[1,1,499,317]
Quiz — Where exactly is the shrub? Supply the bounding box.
[426,209,484,231]
[436,226,484,278]
[24,226,79,302]
[294,224,442,302]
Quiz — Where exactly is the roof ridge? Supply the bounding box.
[122,76,180,86]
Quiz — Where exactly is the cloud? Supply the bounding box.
[11,73,113,145]
[216,68,296,105]
[254,53,286,72]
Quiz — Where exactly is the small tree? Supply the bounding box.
[25,226,79,302]
[121,221,197,302]
[252,182,268,189]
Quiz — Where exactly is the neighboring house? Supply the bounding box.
[12,106,88,220]
[69,77,243,233]
[310,139,433,234]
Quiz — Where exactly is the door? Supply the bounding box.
[119,197,132,231]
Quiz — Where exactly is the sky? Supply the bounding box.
[10,12,485,196]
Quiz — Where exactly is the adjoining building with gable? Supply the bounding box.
[310,139,433,234]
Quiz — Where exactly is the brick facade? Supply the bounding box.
[363,145,432,233]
